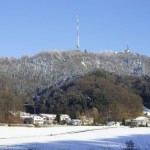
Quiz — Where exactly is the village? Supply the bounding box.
[5,107,150,128]
[9,112,93,127]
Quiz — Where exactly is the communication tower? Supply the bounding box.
[76,16,80,50]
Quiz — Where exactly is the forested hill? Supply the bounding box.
[0,50,150,104]
[34,70,143,123]
[0,50,150,123]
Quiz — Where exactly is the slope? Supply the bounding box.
[35,70,143,123]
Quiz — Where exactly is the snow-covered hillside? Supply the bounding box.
[0,50,149,99]
[0,126,150,150]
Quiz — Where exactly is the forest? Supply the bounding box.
[0,89,23,123]
[1,68,150,124]
[0,50,150,123]
[34,70,146,123]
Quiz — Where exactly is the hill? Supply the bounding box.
[35,70,143,123]
[0,50,150,122]
[0,50,150,104]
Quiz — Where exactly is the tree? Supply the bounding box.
[146,122,148,127]
[122,118,126,126]
[0,90,23,123]
[55,113,60,124]
[124,140,140,150]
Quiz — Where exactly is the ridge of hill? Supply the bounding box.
[0,50,150,103]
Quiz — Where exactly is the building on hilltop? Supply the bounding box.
[124,44,130,53]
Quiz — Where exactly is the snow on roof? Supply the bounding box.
[40,114,56,117]
[135,116,148,121]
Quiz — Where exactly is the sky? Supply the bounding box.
[0,0,150,58]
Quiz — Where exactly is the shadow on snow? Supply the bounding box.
[0,130,150,150]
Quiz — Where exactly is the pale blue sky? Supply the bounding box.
[0,0,150,57]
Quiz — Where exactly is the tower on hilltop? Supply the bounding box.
[125,44,130,53]
[76,16,80,50]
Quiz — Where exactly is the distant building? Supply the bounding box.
[20,112,72,126]
[40,114,56,125]
[60,114,70,121]
[107,121,121,127]
[20,112,44,126]
[126,116,150,127]
[40,114,71,125]
[71,119,81,126]
[124,44,130,53]
[18,111,33,124]
[33,116,44,126]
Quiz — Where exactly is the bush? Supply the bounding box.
[124,140,140,150]
[34,122,41,128]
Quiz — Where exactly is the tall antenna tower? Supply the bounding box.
[127,44,129,50]
[76,16,80,50]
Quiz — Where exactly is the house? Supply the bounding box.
[19,111,33,124]
[134,116,149,126]
[40,114,56,125]
[33,115,44,126]
[126,116,150,127]
[60,114,70,121]
[40,114,71,125]
[70,119,81,126]
[20,112,44,126]
[107,121,121,127]
[60,114,71,124]
[21,112,71,126]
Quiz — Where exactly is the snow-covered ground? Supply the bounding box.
[0,126,150,150]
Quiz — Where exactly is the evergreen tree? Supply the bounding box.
[56,113,60,124]
[124,140,140,150]
[122,118,126,126]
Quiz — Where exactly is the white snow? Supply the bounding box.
[0,126,150,150]
[81,61,87,69]
[135,116,148,121]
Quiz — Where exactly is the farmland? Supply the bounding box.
[0,126,150,150]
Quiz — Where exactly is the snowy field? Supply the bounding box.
[0,126,150,150]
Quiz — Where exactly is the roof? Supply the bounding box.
[40,114,56,117]
[135,116,148,121]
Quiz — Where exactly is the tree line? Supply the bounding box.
[0,88,23,123]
